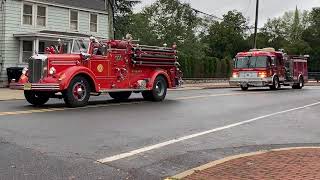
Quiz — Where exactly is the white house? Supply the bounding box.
[0,0,112,86]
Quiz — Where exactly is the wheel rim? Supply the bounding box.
[299,79,303,87]
[155,81,165,96]
[72,82,86,101]
[275,79,279,89]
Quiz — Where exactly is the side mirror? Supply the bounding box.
[81,52,91,61]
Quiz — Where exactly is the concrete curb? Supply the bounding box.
[169,146,320,179]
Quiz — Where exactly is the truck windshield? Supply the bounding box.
[72,38,90,53]
[236,56,268,68]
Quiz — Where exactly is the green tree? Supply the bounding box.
[303,8,320,71]
[126,13,159,45]
[133,0,207,77]
[205,10,249,59]
[260,17,288,49]
[114,0,141,39]
[291,6,302,41]
[256,8,311,54]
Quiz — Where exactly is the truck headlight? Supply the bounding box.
[232,72,239,78]
[258,71,267,78]
[49,67,56,75]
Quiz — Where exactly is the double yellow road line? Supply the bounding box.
[0,102,144,117]
[0,91,272,117]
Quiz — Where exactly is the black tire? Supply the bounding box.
[293,77,304,89]
[240,85,249,91]
[141,91,153,101]
[109,91,132,101]
[24,91,50,106]
[142,76,167,102]
[270,76,280,90]
[63,76,91,107]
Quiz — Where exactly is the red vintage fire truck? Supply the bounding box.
[229,48,308,91]
[10,37,182,107]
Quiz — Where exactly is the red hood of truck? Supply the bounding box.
[46,54,82,60]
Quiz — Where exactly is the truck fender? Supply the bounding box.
[149,70,172,89]
[59,66,99,92]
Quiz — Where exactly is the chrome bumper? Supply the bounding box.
[10,83,61,91]
[229,77,273,87]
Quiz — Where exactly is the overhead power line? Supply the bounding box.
[176,0,222,21]
[191,8,223,21]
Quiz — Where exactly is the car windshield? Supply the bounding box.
[71,38,90,53]
[236,56,268,68]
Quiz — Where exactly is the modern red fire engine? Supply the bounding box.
[10,37,182,107]
[229,48,308,91]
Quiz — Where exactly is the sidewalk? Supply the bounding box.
[0,89,24,101]
[172,147,320,180]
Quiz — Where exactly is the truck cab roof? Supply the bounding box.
[236,48,284,58]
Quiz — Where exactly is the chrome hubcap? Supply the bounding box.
[73,82,86,101]
[155,81,164,96]
[275,79,279,88]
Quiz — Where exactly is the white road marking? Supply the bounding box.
[97,101,320,163]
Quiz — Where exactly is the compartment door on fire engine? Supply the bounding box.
[272,56,285,81]
[90,51,111,89]
[110,52,130,89]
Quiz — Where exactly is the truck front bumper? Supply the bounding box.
[229,77,273,87]
[10,83,61,91]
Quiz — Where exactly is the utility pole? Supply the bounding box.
[253,0,259,49]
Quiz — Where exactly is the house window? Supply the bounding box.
[37,6,46,27]
[90,14,98,32]
[70,10,78,31]
[22,41,33,62]
[23,4,33,25]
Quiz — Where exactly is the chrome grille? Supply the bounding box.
[239,71,258,78]
[28,58,44,83]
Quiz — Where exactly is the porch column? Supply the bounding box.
[19,40,23,63]
[33,38,39,55]
[67,41,72,53]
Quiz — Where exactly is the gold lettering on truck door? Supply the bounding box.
[115,55,122,61]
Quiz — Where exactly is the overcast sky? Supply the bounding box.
[135,0,320,26]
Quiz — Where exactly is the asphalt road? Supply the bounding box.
[0,86,320,180]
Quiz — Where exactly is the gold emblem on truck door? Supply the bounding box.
[97,64,104,73]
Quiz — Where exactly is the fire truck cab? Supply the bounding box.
[229,48,308,91]
[10,37,182,107]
